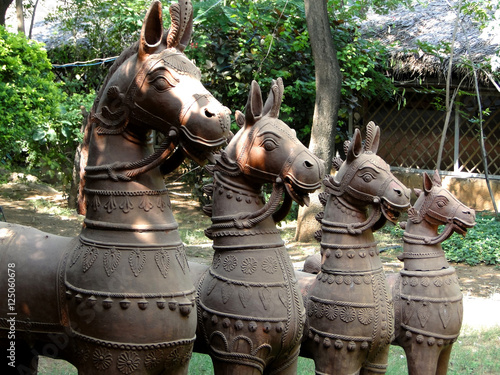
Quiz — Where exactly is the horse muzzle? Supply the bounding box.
[179,94,231,165]
[282,150,325,206]
[380,179,411,223]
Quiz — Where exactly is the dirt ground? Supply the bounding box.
[0,180,498,300]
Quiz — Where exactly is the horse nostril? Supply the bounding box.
[463,210,471,215]
[394,188,402,196]
[304,160,314,168]
[205,108,214,118]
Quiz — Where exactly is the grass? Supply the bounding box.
[28,197,76,217]
[36,325,500,374]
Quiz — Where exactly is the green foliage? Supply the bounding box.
[443,212,500,265]
[332,22,395,127]
[46,0,150,94]
[0,26,63,165]
[379,212,500,266]
[459,0,498,29]
[189,0,316,140]
[188,0,401,142]
[30,91,94,184]
[0,25,94,184]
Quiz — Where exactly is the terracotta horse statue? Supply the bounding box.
[0,1,231,374]
[194,78,325,374]
[389,170,476,375]
[299,122,411,374]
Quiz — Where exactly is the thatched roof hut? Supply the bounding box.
[360,0,500,85]
[353,1,500,211]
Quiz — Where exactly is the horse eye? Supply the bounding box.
[436,200,447,208]
[361,172,374,183]
[262,139,278,151]
[151,77,172,92]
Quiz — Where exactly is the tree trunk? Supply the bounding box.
[436,0,461,170]
[68,107,89,210]
[0,0,13,26]
[15,0,24,34]
[295,0,342,242]
[28,0,39,39]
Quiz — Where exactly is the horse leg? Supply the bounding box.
[265,353,299,375]
[311,346,363,375]
[403,343,441,375]
[435,344,453,375]
[360,344,389,375]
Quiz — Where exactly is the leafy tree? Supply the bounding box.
[0,25,93,184]
[0,25,63,164]
[46,0,150,93]
[296,0,412,241]
[189,0,316,138]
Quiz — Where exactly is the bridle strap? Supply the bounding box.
[403,223,456,245]
[209,175,285,230]
[85,128,178,181]
[321,204,382,235]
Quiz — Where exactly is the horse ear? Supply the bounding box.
[347,128,363,162]
[245,81,263,126]
[235,110,244,129]
[432,169,442,187]
[167,0,193,52]
[139,1,164,60]
[423,172,433,193]
[263,78,284,118]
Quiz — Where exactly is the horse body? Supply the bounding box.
[0,1,231,374]
[196,79,324,374]
[391,171,476,375]
[301,123,411,374]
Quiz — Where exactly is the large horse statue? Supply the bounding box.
[299,122,411,374]
[389,170,476,375]
[0,1,231,374]
[194,78,325,374]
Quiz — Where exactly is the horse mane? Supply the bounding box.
[77,41,140,215]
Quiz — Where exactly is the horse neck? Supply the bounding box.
[81,125,179,246]
[207,170,284,252]
[401,218,451,271]
[319,195,378,269]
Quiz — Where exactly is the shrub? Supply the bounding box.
[0,26,94,185]
[443,212,500,265]
[0,26,64,167]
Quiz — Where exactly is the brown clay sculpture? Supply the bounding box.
[389,170,476,375]
[300,122,411,374]
[0,1,231,374]
[196,78,325,374]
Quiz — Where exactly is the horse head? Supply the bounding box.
[222,78,324,213]
[93,0,231,166]
[407,170,476,239]
[324,122,411,228]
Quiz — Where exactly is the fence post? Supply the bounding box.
[454,100,460,173]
